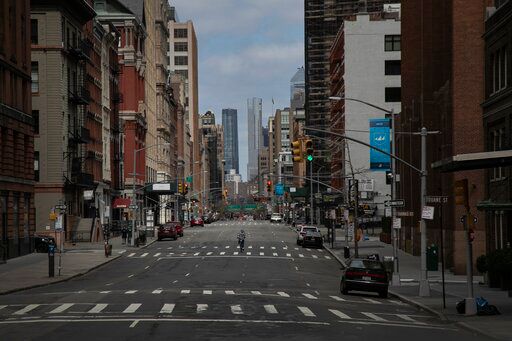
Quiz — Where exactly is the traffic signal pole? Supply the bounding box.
[309,160,314,224]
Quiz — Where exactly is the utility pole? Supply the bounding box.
[419,127,430,297]
[390,108,400,286]
[131,149,137,247]
[354,178,359,257]
[309,160,314,224]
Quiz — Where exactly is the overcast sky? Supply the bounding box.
[169,0,305,181]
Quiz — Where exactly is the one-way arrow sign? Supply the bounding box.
[385,199,406,207]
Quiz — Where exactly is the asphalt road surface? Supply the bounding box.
[0,220,488,341]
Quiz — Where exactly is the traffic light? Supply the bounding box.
[178,182,183,194]
[267,180,272,193]
[184,183,189,195]
[291,140,302,162]
[224,189,228,198]
[305,139,313,162]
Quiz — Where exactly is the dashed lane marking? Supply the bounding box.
[125,290,137,294]
[312,255,318,259]
[140,253,148,258]
[203,290,212,295]
[127,253,135,258]
[99,291,111,294]
[302,293,317,299]
[247,252,252,255]
[251,291,261,295]
[225,290,235,295]
[299,254,304,258]
[128,274,134,278]
[324,256,331,259]
[362,298,381,305]
[153,253,161,257]
[220,252,226,255]
[259,252,264,256]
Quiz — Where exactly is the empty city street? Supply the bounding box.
[0,221,486,341]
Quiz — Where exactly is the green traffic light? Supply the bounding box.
[307,155,313,162]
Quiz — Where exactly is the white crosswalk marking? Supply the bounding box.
[152,289,163,294]
[202,246,207,249]
[207,252,213,255]
[283,246,288,250]
[312,255,318,259]
[271,247,276,250]
[160,304,175,314]
[220,252,226,255]
[181,289,190,294]
[225,290,235,295]
[125,290,137,294]
[388,300,406,306]
[194,252,200,256]
[306,249,312,252]
[118,250,127,254]
[100,291,111,294]
[49,303,74,314]
[88,303,108,314]
[329,295,346,302]
[361,312,387,321]
[286,253,292,257]
[260,246,264,249]
[231,305,243,315]
[302,293,318,299]
[167,247,173,250]
[298,306,316,317]
[273,252,278,256]
[203,290,212,295]
[264,305,278,314]
[233,252,239,255]
[248,246,253,249]
[0,305,6,312]
[294,248,299,250]
[140,253,148,258]
[123,303,141,314]
[196,304,208,313]
[225,246,230,249]
[317,249,323,252]
[329,309,351,319]
[324,256,331,259]
[299,254,304,258]
[259,252,264,256]
[247,252,252,255]
[277,291,290,297]
[154,253,161,257]
[127,253,136,257]
[251,291,262,295]
[396,314,424,324]
[363,298,381,304]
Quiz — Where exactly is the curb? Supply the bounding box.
[323,245,348,269]
[387,290,447,321]
[456,321,501,341]
[0,254,121,296]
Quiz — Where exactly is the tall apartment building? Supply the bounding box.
[168,15,200,197]
[330,7,401,217]
[222,109,239,175]
[171,73,191,189]
[200,111,224,206]
[274,108,293,187]
[305,0,399,177]
[31,0,97,239]
[0,0,35,258]
[247,97,262,181]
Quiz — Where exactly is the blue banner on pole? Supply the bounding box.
[275,183,284,196]
[369,118,391,171]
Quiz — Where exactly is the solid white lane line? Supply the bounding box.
[259,252,264,256]
[160,304,175,314]
[362,298,381,304]
[251,291,262,295]
[127,253,136,257]
[329,309,351,319]
[100,291,111,294]
[273,253,278,256]
[123,303,141,314]
[181,290,190,294]
[247,252,252,255]
[231,305,243,315]
[226,290,235,295]
[125,290,137,294]
[299,254,304,258]
[154,253,161,257]
[196,304,208,313]
[140,253,148,258]
[88,303,108,314]
[277,292,290,297]
[49,303,74,314]
[220,252,226,255]
[302,293,317,299]
[329,295,346,302]
[264,305,278,314]
[203,290,212,295]
[361,312,387,321]
[298,306,316,317]
[152,289,163,294]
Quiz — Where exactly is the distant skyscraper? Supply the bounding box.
[222,109,239,174]
[247,98,262,181]
[262,127,269,148]
[290,66,305,109]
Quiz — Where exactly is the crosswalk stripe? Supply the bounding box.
[260,246,264,249]
[299,254,304,258]
[259,252,264,256]
[251,291,262,295]
[312,255,318,259]
[248,246,253,249]
[154,253,161,257]
[167,247,173,250]
[264,305,278,314]
[49,303,74,314]
[196,304,208,313]
[100,291,111,294]
[324,256,331,259]
[277,291,290,297]
[118,250,127,254]
[329,309,351,319]
[317,249,323,252]
[0,305,6,312]
[286,253,292,257]
[271,247,276,250]
[298,306,316,317]
[202,246,207,249]
[231,305,243,315]
[233,252,239,255]
[363,298,381,304]
[361,312,387,321]
[203,290,212,295]
[330,295,346,302]
[396,314,423,323]
[302,293,318,299]
[247,252,252,255]
[273,252,278,256]
[152,289,163,294]
[225,290,235,295]
[123,303,141,314]
[181,290,190,294]
[160,304,175,314]
[194,252,200,256]
[225,246,230,249]
[306,249,312,252]
[127,253,136,257]
[88,303,108,314]
[207,252,212,255]
[13,304,40,315]
[388,300,406,306]
[294,248,299,250]
[140,253,148,257]
[220,252,226,255]
[125,290,137,294]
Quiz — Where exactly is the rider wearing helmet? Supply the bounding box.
[237,229,246,253]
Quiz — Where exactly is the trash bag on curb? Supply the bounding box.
[456,299,465,314]
[476,297,501,316]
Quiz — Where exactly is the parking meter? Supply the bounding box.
[48,242,56,277]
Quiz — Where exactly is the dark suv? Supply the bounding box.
[157,223,178,241]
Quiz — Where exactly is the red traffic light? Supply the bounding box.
[267,180,272,185]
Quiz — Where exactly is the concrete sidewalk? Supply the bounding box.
[322,233,512,341]
[0,235,156,295]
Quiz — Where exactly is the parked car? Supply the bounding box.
[164,221,183,237]
[340,258,389,298]
[302,230,323,248]
[270,213,283,223]
[34,235,56,253]
[296,226,320,245]
[157,223,178,241]
[190,216,204,227]
[202,215,212,224]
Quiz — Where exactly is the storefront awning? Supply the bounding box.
[477,200,512,211]
[112,198,131,209]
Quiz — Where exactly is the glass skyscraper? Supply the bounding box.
[247,98,262,181]
[222,109,239,175]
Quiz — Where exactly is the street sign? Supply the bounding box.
[290,187,296,193]
[396,211,414,217]
[421,206,435,220]
[275,184,284,196]
[385,207,392,217]
[385,199,405,207]
[392,217,401,229]
[186,176,193,183]
[55,214,64,230]
[55,204,67,210]
[129,204,138,210]
[425,195,448,204]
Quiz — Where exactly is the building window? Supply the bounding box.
[491,46,508,94]
[34,151,39,181]
[493,211,504,249]
[31,19,38,44]
[385,60,401,75]
[174,42,188,52]
[385,87,401,102]
[491,128,505,180]
[385,35,401,51]
[33,110,39,134]
[31,62,39,93]
[23,193,30,242]
[174,28,188,38]
[175,56,188,66]
[174,69,188,79]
